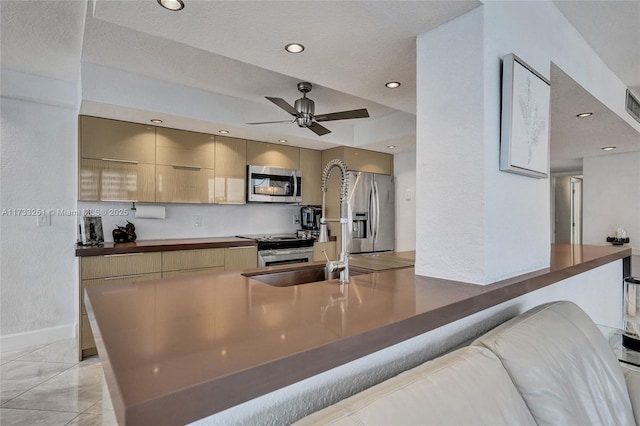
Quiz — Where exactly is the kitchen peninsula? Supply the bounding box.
[85,244,631,425]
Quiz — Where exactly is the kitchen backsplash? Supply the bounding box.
[77,201,300,242]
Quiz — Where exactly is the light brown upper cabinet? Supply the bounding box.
[79,158,156,202]
[80,116,156,163]
[300,148,322,205]
[156,128,215,169]
[79,116,156,202]
[246,141,299,170]
[321,146,393,175]
[214,136,247,204]
[155,128,216,203]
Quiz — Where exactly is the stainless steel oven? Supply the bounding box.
[258,246,313,267]
[237,234,315,267]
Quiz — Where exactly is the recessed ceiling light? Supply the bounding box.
[385,81,401,89]
[150,119,163,123]
[601,146,616,151]
[157,0,184,11]
[218,130,230,134]
[576,112,593,118]
[285,43,305,54]
[278,139,287,143]
[387,145,396,149]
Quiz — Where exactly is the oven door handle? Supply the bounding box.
[261,248,313,256]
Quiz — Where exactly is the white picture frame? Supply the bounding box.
[500,53,551,178]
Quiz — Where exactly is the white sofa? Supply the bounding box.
[296,301,640,425]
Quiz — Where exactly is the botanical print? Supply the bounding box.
[518,76,547,165]
[509,59,550,175]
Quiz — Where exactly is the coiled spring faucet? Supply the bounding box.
[318,159,349,283]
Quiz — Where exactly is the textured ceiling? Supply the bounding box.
[550,64,640,173]
[1,0,639,167]
[553,0,640,96]
[91,0,480,114]
[0,0,85,81]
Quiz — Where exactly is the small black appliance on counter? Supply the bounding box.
[300,206,321,231]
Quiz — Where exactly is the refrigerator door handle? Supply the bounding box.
[374,180,380,242]
[367,186,375,240]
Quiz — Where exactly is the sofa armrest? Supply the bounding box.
[622,364,640,426]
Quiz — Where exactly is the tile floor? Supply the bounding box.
[0,339,116,425]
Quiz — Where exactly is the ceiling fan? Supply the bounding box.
[247,82,370,136]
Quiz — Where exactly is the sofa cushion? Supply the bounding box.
[473,301,635,425]
[294,346,536,425]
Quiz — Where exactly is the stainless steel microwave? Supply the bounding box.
[247,165,302,203]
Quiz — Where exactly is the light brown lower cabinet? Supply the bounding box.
[162,267,224,278]
[314,241,336,261]
[224,246,258,271]
[161,249,225,272]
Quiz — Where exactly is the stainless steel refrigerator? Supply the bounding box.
[347,171,394,254]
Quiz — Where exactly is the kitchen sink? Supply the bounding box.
[243,265,367,287]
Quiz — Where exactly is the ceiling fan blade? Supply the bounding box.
[266,97,299,116]
[308,122,331,136]
[246,119,294,125]
[315,108,370,122]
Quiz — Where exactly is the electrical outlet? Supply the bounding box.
[194,215,202,227]
[37,212,50,227]
[293,214,300,224]
[405,189,413,201]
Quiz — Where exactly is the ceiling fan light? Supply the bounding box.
[601,146,616,151]
[387,145,396,149]
[278,139,287,143]
[150,119,163,123]
[576,112,593,118]
[385,81,401,89]
[157,0,184,11]
[218,129,229,134]
[285,43,305,53]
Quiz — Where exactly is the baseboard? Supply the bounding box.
[1,323,76,352]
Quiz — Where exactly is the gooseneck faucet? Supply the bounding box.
[318,159,349,283]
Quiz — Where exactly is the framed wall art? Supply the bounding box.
[500,53,551,178]
[80,216,104,245]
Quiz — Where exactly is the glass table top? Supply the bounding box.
[598,325,640,368]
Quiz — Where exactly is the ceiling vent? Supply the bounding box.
[626,89,640,123]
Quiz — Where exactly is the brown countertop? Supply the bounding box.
[75,237,256,257]
[85,244,630,426]
[350,251,415,271]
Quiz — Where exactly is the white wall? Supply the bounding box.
[77,201,301,242]
[415,2,634,284]
[1,74,79,348]
[583,152,640,277]
[394,151,416,252]
[196,260,624,425]
[583,152,640,247]
[416,6,551,284]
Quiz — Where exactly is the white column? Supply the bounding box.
[415,2,636,285]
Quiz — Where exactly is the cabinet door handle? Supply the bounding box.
[104,273,147,281]
[172,165,201,171]
[101,158,139,164]
[103,253,144,258]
